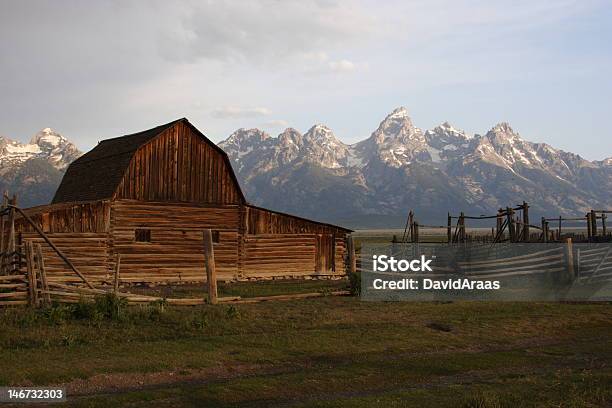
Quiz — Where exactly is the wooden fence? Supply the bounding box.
[402,202,612,244]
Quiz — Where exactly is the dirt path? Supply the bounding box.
[56,335,609,406]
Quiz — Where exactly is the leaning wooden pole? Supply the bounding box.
[590,210,597,238]
[9,205,93,288]
[203,229,218,305]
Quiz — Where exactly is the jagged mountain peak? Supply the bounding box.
[386,106,410,119]
[226,128,270,143]
[368,107,424,151]
[304,124,346,147]
[305,123,333,136]
[29,127,67,146]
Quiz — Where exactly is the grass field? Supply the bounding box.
[0,280,610,407]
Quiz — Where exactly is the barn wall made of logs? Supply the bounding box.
[108,199,240,283]
[15,201,111,234]
[242,205,348,277]
[243,234,317,278]
[241,233,347,278]
[20,233,109,284]
[115,121,242,205]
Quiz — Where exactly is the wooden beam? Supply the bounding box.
[203,229,217,304]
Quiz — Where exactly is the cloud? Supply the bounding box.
[211,106,272,119]
[157,0,377,65]
[328,59,356,73]
[301,52,361,75]
[263,119,289,128]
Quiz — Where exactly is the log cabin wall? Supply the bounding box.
[115,121,242,205]
[242,205,348,278]
[13,201,111,284]
[109,200,240,283]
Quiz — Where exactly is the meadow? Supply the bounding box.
[0,279,610,407]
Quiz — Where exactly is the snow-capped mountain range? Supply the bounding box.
[220,107,612,226]
[0,128,81,207]
[2,109,610,226]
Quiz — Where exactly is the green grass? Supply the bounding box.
[0,287,610,407]
[126,279,349,299]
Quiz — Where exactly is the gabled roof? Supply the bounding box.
[52,118,245,203]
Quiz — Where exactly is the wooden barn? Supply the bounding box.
[12,118,351,285]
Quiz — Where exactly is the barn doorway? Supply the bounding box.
[315,233,335,274]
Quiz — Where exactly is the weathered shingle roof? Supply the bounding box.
[52,119,184,203]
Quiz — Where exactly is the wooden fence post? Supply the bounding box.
[541,217,548,243]
[25,241,38,307]
[347,235,356,275]
[506,207,515,242]
[590,210,597,238]
[203,229,217,304]
[35,243,50,306]
[7,195,16,275]
[522,201,529,242]
[0,192,6,275]
[496,208,503,240]
[409,211,414,242]
[447,213,452,244]
[586,213,592,241]
[557,216,562,241]
[602,213,607,237]
[565,238,575,283]
[113,253,121,294]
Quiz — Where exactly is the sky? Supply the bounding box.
[1,0,611,160]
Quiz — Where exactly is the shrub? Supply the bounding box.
[348,272,361,296]
[42,304,75,325]
[92,293,127,320]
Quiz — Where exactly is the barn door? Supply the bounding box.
[315,234,334,274]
